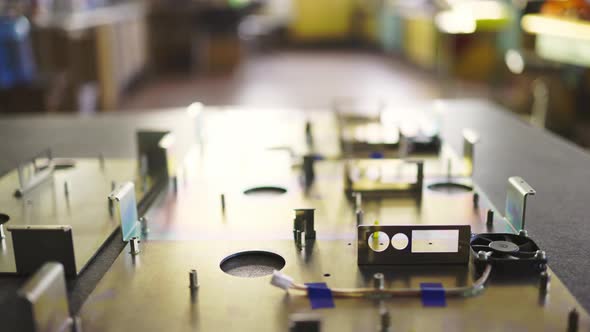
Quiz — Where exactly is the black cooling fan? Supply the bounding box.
[470,233,547,274]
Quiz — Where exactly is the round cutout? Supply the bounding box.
[220,251,286,278]
[391,233,409,250]
[243,186,287,197]
[427,182,473,194]
[0,214,9,225]
[368,231,389,252]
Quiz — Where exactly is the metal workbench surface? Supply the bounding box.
[0,99,589,316]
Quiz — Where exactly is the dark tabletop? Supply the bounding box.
[0,100,589,316]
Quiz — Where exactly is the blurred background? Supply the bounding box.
[0,0,589,146]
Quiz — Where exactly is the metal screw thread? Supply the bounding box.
[130,237,140,255]
[486,209,494,225]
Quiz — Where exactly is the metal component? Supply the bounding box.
[539,271,550,293]
[0,213,8,239]
[294,209,315,240]
[568,308,579,332]
[172,176,178,193]
[294,230,303,248]
[189,269,199,289]
[486,209,494,226]
[140,217,149,236]
[354,192,362,212]
[380,305,391,332]
[373,273,385,290]
[462,129,479,177]
[356,209,364,225]
[358,225,471,265]
[221,194,226,213]
[109,182,140,242]
[473,192,479,208]
[477,251,488,261]
[302,155,316,189]
[416,160,424,199]
[8,225,78,277]
[14,149,55,197]
[534,250,547,260]
[129,237,140,255]
[519,229,529,238]
[505,176,536,231]
[17,263,75,332]
[289,313,321,332]
[305,120,313,148]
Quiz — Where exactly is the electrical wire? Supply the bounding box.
[271,264,492,300]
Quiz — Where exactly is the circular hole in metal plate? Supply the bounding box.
[0,214,9,224]
[427,182,473,193]
[368,232,389,252]
[391,233,409,250]
[243,186,287,197]
[220,251,286,278]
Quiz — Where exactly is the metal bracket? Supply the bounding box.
[345,159,424,199]
[14,149,55,197]
[462,129,479,177]
[505,176,536,232]
[136,130,175,181]
[8,225,77,277]
[109,182,140,242]
[357,224,471,265]
[17,263,78,332]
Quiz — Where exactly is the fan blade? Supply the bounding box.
[519,242,537,251]
[494,252,519,260]
[476,236,493,243]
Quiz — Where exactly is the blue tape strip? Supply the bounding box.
[305,282,335,309]
[420,283,446,307]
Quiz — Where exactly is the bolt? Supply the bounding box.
[534,250,547,260]
[189,269,199,289]
[129,237,140,255]
[221,194,226,213]
[519,229,528,238]
[373,273,385,290]
[473,192,479,208]
[486,209,494,226]
[356,210,364,225]
[567,308,578,332]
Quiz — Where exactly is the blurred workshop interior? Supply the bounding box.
[1,0,590,146]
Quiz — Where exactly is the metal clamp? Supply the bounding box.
[14,149,55,197]
[109,182,141,241]
[505,176,536,232]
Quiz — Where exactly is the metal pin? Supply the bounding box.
[189,269,199,289]
[567,308,579,332]
[380,305,391,332]
[356,210,364,225]
[221,194,226,213]
[172,176,178,193]
[129,237,140,255]
[473,192,479,208]
[373,273,385,290]
[519,229,528,238]
[539,271,550,293]
[0,225,5,239]
[294,230,303,249]
[355,193,362,212]
[486,209,494,226]
[64,181,69,197]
